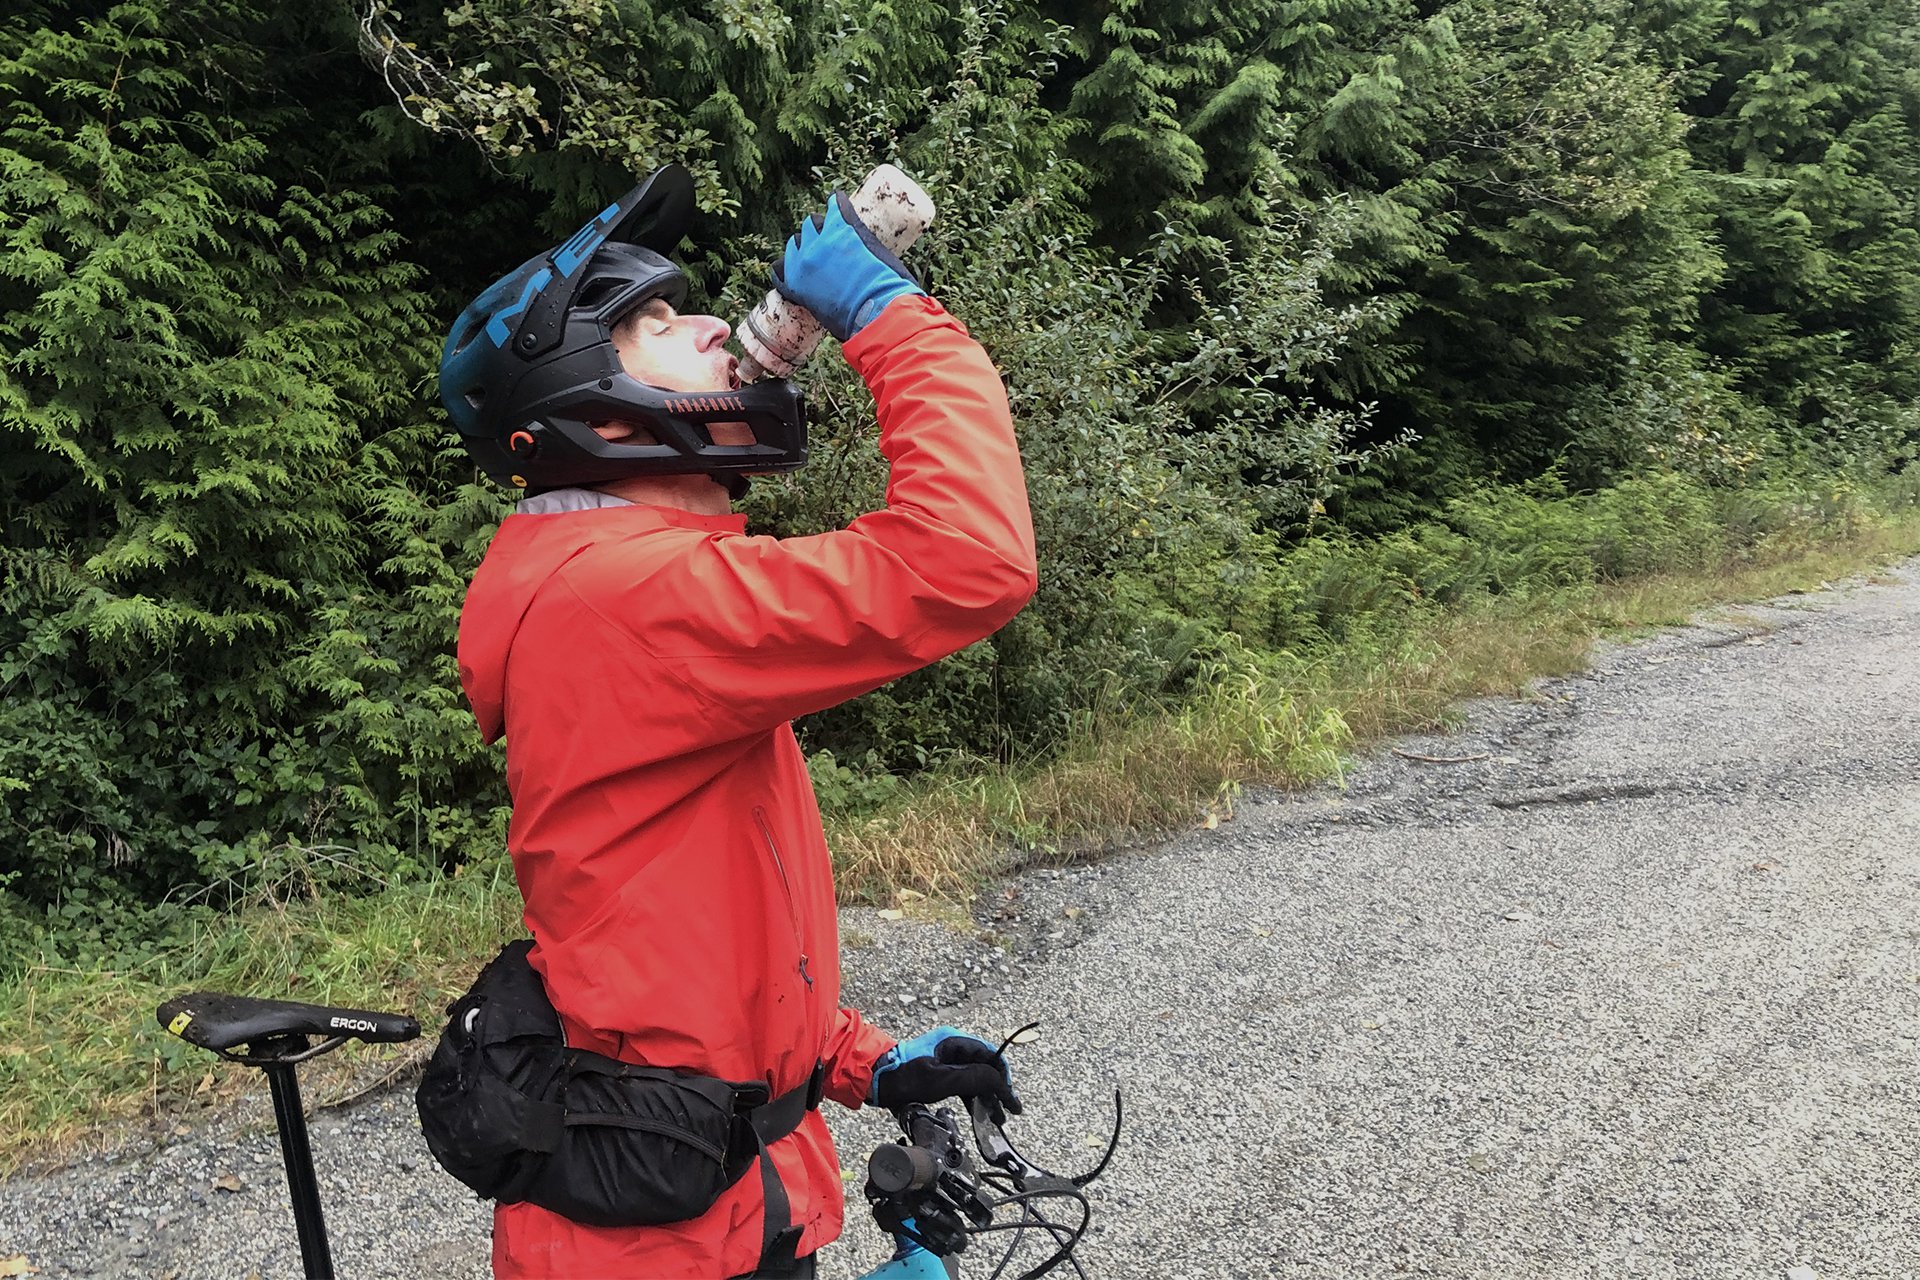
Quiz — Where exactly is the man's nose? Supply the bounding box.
[694,315,731,350]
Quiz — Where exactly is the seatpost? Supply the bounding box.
[257,1034,334,1280]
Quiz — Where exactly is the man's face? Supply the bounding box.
[603,297,753,448]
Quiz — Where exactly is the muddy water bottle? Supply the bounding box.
[737,165,936,382]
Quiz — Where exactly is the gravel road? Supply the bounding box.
[5,562,1917,1280]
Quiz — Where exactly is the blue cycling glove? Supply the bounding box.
[869,1026,1023,1121]
[772,192,927,343]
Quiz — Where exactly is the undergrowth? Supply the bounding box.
[3,470,1918,1174]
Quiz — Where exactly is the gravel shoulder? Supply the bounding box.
[5,563,1917,1280]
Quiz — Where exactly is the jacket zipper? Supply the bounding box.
[753,806,814,993]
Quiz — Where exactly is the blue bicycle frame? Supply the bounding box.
[856,1221,959,1279]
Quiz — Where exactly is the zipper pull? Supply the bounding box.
[798,954,814,991]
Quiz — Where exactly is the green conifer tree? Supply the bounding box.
[1679,0,1920,444]
[1,1,505,904]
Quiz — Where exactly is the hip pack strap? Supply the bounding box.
[748,1062,825,1273]
[748,1061,825,1146]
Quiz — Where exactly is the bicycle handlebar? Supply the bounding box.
[862,1026,1122,1280]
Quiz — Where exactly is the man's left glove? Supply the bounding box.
[771,192,927,343]
[869,1026,1023,1122]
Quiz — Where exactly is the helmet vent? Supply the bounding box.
[449,319,484,357]
[464,389,487,410]
[573,278,628,313]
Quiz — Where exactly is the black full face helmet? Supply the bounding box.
[440,165,806,495]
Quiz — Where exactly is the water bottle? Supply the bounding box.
[737,164,936,382]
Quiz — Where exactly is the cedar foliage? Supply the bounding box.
[1,4,508,904]
[2,0,1916,907]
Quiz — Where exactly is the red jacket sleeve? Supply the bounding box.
[563,294,1038,740]
[820,1006,896,1109]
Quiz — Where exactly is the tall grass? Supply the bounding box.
[829,500,1920,905]
[0,857,523,1172]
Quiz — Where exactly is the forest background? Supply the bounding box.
[2,0,1918,1153]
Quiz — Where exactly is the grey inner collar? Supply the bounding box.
[515,488,635,516]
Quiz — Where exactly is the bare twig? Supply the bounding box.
[1391,748,1491,764]
[356,1,451,133]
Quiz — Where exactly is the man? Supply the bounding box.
[439,164,1038,1278]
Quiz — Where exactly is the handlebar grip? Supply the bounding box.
[868,1142,940,1196]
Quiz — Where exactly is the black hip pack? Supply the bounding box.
[416,940,820,1261]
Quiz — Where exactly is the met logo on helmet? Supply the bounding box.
[484,267,554,348]
[554,201,622,277]
[482,200,623,349]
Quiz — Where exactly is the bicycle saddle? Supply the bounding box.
[159,991,420,1054]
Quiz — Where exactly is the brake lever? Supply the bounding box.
[967,1095,1047,1181]
[967,1090,1123,1190]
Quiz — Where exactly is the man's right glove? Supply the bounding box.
[771,192,927,343]
[868,1026,1024,1122]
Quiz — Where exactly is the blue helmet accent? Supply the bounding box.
[439,165,806,494]
[482,266,553,349]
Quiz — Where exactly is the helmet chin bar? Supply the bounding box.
[506,374,807,494]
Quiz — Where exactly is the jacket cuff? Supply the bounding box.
[840,293,960,373]
[822,1007,898,1110]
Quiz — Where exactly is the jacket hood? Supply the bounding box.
[457,501,748,743]
[458,515,594,744]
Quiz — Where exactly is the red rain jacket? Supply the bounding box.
[456,295,1037,1279]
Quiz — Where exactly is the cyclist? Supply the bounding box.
[439,165,1035,1279]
